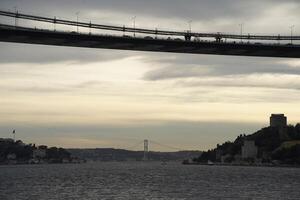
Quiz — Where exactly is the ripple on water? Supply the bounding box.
[0,162,300,200]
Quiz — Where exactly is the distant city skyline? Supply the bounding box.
[0,0,300,151]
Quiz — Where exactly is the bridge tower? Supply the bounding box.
[143,139,149,161]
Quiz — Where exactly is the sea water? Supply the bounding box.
[0,162,299,200]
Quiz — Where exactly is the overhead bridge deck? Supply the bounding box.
[1,10,300,41]
[0,24,300,58]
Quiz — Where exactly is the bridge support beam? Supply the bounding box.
[215,36,222,43]
[1,24,300,58]
[185,34,192,41]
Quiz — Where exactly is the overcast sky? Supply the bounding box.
[0,0,300,151]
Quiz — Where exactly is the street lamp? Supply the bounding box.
[132,16,136,37]
[76,11,80,33]
[89,20,92,35]
[13,6,18,27]
[239,23,244,43]
[188,20,192,33]
[54,16,56,31]
[290,25,295,45]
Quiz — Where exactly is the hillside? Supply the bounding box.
[68,148,201,162]
[0,138,72,164]
[194,123,300,165]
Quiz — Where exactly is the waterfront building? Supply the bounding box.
[32,149,46,159]
[215,150,223,162]
[221,154,232,163]
[242,140,258,159]
[234,154,242,162]
[270,114,287,128]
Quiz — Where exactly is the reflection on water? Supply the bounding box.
[0,162,300,200]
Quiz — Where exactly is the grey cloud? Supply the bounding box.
[175,75,300,91]
[1,0,299,21]
[142,54,300,80]
[73,81,106,89]
[0,42,133,64]
[0,81,108,94]
[0,84,71,94]
[181,87,300,104]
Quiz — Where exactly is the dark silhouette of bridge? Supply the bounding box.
[0,10,300,58]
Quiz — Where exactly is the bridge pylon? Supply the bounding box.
[143,139,149,161]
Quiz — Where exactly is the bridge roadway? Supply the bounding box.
[1,10,300,41]
[0,24,300,58]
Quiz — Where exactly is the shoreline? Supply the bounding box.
[182,162,300,169]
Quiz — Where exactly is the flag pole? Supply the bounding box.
[12,129,16,142]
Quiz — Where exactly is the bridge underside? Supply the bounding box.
[0,25,300,58]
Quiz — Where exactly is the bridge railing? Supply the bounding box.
[0,10,299,42]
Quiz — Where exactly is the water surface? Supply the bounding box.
[0,162,299,199]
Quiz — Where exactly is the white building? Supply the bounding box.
[242,140,258,159]
[7,153,16,160]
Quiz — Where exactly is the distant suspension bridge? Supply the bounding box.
[126,139,186,160]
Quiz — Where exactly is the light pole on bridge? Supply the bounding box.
[132,16,136,37]
[76,11,80,33]
[290,25,295,45]
[13,6,18,27]
[239,23,244,43]
[54,16,56,31]
[188,20,192,33]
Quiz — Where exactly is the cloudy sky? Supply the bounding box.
[0,0,300,151]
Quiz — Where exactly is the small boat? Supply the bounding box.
[207,161,214,165]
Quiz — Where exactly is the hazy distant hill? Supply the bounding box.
[67,148,201,162]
